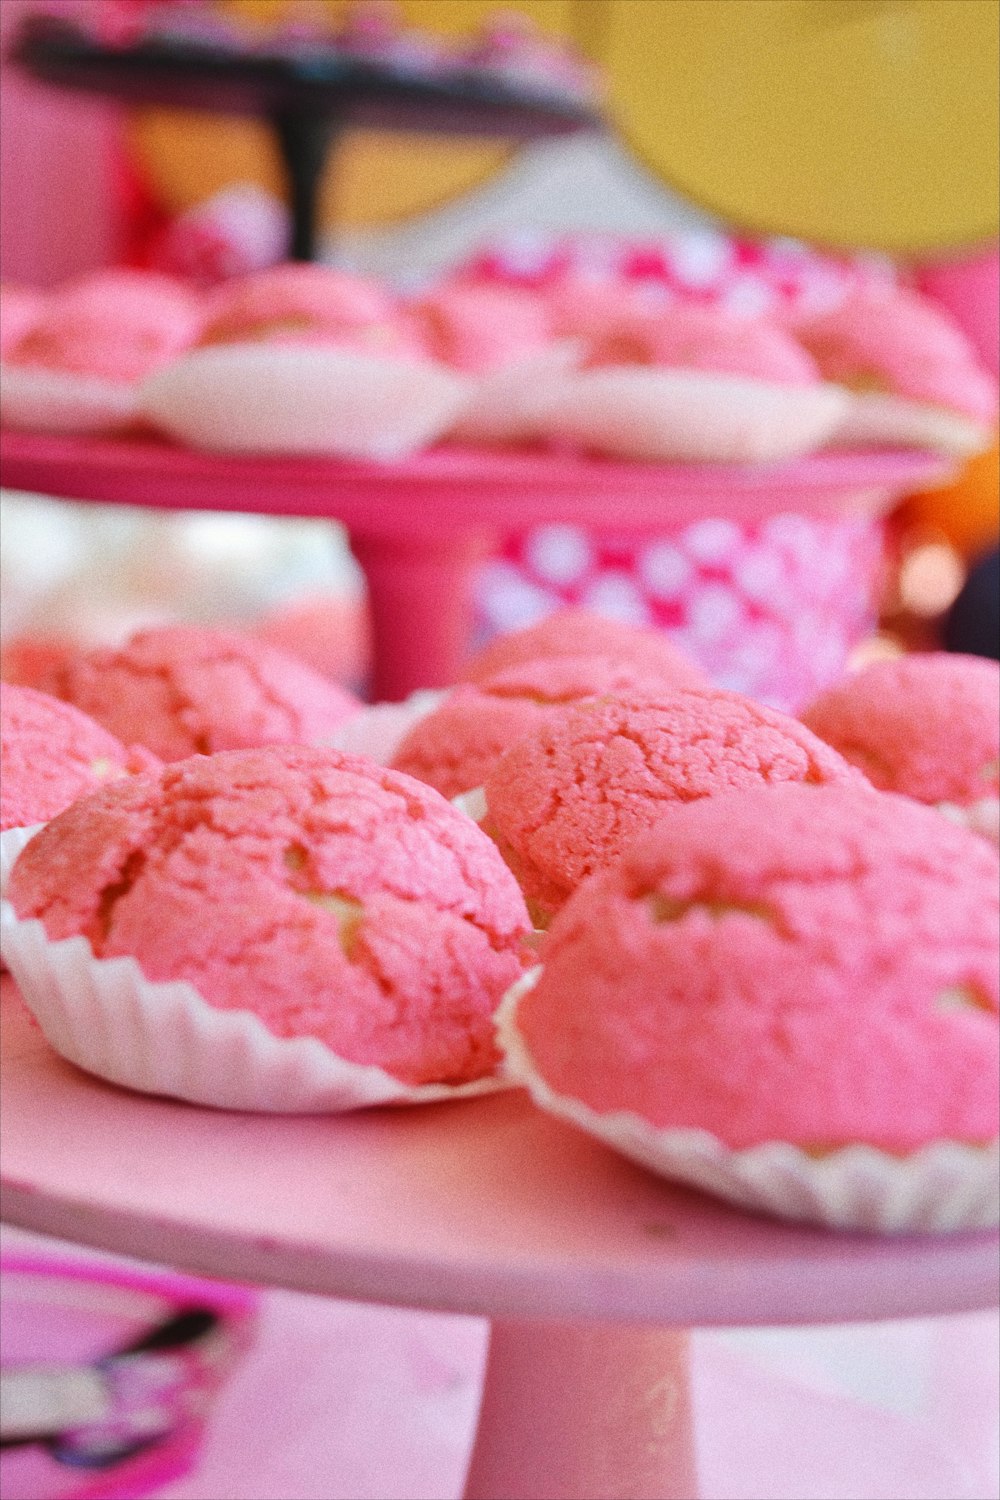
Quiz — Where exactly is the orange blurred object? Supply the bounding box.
[898,443,1000,560]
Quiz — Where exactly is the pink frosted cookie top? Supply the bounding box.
[584,304,820,387]
[483,689,863,921]
[0,683,156,831]
[460,608,705,687]
[6,270,204,383]
[515,784,999,1151]
[8,746,533,1086]
[199,263,419,356]
[40,626,362,763]
[391,654,693,799]
[0,284,46,357]
[801,653,1000,808]
[409,282,552,374]
[792,284,999,426]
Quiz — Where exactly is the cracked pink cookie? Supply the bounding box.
[461,608,705,687]
[391,654,697,800]
[4,746,533,1102]
[482,689,863,923]
[1,270,204,435]
[1,684,157,834]
[498,784,999,1229]
[792,283,999,457]
[801,653,1000,843]
[39,626,362,763]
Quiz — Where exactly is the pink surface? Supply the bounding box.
[482,690,861,921]
[801,653,1000,807]
[8,746,531,1086]
[516,786,999,1150]
[1,977,997,1326]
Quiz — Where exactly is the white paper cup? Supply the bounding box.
[938,796,1000,847]
[322,690,447,764]
[0,825,44,897]
[0,364,140,435]
[497,970,999,1233]
[0,902,510,1112]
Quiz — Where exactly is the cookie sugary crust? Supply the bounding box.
[41,626,361,763]
[0,683,151,830]
[484,689,863,919]
[517,785,999,1151]
[392,654,694,799]
[460,608,705,687]
[801,653,1000,806]
[8,746,532,1086]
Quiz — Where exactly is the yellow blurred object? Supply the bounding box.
[900,444,1000,560]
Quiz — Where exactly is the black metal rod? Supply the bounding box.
[270,108,340,262]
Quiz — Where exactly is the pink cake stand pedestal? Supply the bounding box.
[2,979,996,1500]
[0,431,950,702]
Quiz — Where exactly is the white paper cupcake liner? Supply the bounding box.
[139,345,469,460]
[938,796,1000,847]
[321,690,447,764]
[452,786,488,822]
[829,391,993,459]
[0,903,509,1113]
[497,970,999,1233]
[0,824,44,897]
[0,364,140,435]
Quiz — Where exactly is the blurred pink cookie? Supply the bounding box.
[529,303,848,463]
[142,264,467,459]
[461,607,706,687]
[792,283,999,457]
[410,281,552,375]
[801,653,1000,842]
[1,270,204,435]
[0,283,45,357]
[39,625,362,763]
[1,683,156,833]
[482,689,862,923]
[391,654,696,800]
[5,746,532,1095]
[499,785,998,1228]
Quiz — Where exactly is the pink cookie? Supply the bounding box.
[200,263,400,348]
[584,303,820,386]
[5,270,204,383]
[0,684,156,832]
[482,689,863,922]
[461,608,705,686]
[391,654,697,800]
[1,269,204,435]
[801,653,1000,838]
[6,746,532,1090]
[792,284,999,457]
[39,626,362,763]
[410,282,552,374]
[0,283,45,357]
[504,785,999,1154]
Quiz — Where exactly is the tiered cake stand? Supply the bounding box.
[0,429,949,700]
[2,978,997,1500]
[1,430,991,1498]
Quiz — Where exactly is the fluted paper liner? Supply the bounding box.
[0,364,140,435]
[322,690,446,765]
[0,825,44,896]
[497,970,999,1233]
[938,797,1000,847]
[0,902,510,1112]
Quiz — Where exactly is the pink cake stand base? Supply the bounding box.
[2,979,996,1500]
[0,432,950,701]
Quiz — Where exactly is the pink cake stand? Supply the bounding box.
[2,978,996,1500]
[0,430,950,702]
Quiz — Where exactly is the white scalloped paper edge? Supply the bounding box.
[320,690,447,765]
[496,970,1000,1233]
[0,903,509,1113]
[0,825,45,897]
[0,363,140,435]
[938,797,1000,847]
